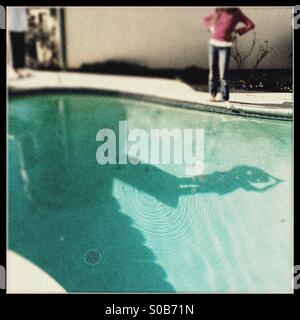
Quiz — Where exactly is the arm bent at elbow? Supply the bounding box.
[203,12,214,29]
[236,12,255,36]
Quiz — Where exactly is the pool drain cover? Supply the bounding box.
[84,249,101,265]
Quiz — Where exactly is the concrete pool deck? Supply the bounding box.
[8,70,293,120]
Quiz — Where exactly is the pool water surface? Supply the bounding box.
[8,93,293,292]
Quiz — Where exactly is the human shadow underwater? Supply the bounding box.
[116,163,283,209]
[8,93,282,292]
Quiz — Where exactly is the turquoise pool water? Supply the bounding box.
[8,93,293,292]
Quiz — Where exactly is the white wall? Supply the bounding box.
[65,7,293,70]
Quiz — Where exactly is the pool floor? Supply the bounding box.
[8,93,293,292]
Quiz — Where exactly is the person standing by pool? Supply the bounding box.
[203,7,255,106]
[7,7,31,78]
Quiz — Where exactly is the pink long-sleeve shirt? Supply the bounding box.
[203,8,255,43]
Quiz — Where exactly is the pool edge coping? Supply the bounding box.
[8,85,293,121]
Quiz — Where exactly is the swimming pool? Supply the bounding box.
[8,92,293,292]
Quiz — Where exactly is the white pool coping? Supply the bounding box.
[8,70,293,120]
[7,250,66,294]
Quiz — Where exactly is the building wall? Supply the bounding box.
[65,7,293,70]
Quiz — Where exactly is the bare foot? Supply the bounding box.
[15,69,24,78]
[19,69,32,77]
[208,96,217,102]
